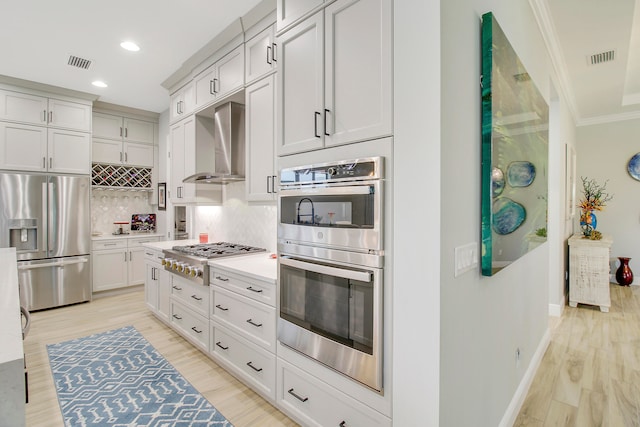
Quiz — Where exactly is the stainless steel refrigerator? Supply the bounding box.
[0,172,91,311]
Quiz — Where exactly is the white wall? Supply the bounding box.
[576,118,640,280]
[439,1,563,425]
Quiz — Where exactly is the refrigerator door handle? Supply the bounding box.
[42,181,48,254]
[48,181,54,253]
[17,257,89,270]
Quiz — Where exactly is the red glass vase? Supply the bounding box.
[616,257,633,286]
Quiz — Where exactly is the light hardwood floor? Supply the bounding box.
[515,283,640,426]
[24,287,299,427]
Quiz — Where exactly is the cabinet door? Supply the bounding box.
[92,137,123,164]
[0,122,47,172]
[170,120,186,202]
[324,0,392,147]
[123,118,154,144]
[170,83,194,123]
[158,268,172,320]
[246,75,277,201]
[124,141,154,167]
[92,249,128,291]
[128,247,146,285]
[0,90,48,125]
[48,128,91,174]
[170,92,183,123]
[48,98,92,132]
[194,64,217,109]
[92,112,123,140]
[277,13,324,156]
[145,263,159,310]
[216,45,245,99]
[245,25,276,85]
[276,0,325,32]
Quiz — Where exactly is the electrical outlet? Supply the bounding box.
[454,242,478,277]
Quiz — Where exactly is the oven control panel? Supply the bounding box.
[280,157,383,185]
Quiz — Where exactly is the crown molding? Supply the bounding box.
[576,109,640,126]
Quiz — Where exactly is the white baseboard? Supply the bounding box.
[498,327,551,427]
[548,303,563,317]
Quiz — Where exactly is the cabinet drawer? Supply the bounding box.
[129,236,161,248]
[144,248,164,263]
[92,239,127,250]
[211,269,275,307]
[171,276,209,317]
[210,322,276,400]
[170,300,209,351]
[211,286,276,352]
[278,359,391,427]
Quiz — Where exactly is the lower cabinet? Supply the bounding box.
[277,358,392,427]
[92,236,161,292]
[144,247,171,321]
[170,299,209,351]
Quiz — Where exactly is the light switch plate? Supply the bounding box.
[454,242,478,277]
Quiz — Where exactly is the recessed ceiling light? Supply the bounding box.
[92,80,108,88]
[120,41,140,52]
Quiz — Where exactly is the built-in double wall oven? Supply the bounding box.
[277,156,384,392]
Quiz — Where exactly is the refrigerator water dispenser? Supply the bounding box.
[9,219,38,251]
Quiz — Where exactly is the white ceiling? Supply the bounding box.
[0,1,637,123]
[0,0,262,113]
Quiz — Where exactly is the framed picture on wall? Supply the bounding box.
[158,182,166,211]
[565,145,576,220]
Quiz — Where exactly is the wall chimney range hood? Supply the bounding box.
[183,102,245,184]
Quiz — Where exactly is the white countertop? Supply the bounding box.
[92,232,164,241]
[209,253,277,283]
[0,248,23,364]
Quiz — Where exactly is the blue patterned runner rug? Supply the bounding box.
[47,325,232,427]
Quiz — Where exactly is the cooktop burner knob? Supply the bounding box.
[193,268,203,278]
[184,265,193,275]
[161,258,168,266]
[172,261,180,270]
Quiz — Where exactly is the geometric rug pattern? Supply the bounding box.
[47,326,232,427]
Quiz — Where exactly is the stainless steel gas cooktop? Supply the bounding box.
[170,242,266,259]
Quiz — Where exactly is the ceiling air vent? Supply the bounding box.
[67,55,92,70]
[589,50,615,65]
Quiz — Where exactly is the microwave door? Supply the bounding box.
[48,175,90,258]
[0,173,48,261]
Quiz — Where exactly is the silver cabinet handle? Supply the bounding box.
[266,176,272,193]
[210,80,215,95]
[49,157,52,169]
[124,128,128,138]
[43,110,47,122]
[129,251,132,261]
[120,152,123,162]
[271,43,277,62]
[266,45,272,65]
[213,78,218,93]
[120,127,123,137]
[48,111,53,123]
[288,388,308,403]
[42,157,46,168]
[125,152,128,163]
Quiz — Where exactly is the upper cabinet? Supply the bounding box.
[276,0,330,33]
[93,112,155,144]
[170,82,195,124]
[0,90,91,132]
[245,24,277,85]
[276,0,392,156]
[194,45,245,111]
[92,112,156,168]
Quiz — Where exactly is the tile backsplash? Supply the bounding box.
[193,182,277,252]
[91,190,155,235]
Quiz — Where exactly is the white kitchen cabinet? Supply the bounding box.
[246,75,277,201]
[245,24,277,85]
[171,299,209,351]
[92,112,155,168]
[277,0,392,155]
[145,262,159,311]
[92,138,154,167]
[170,83,195,124]
[92,236,161,292]
[194,45,244,110]
[144,246,171,321]
[0,90,91,132]
[0,122,90,174]
[276,0,330,33]
[92,112,155,144]
[277,358,391,427]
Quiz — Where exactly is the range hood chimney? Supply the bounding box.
[183,102,245,184]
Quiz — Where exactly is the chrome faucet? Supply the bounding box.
[296,198,315,225]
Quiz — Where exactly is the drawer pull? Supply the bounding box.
[172,285,182,291]
[247,286,263,293]
[288,388,308,403]
[191,326,202,334]
[172,314,182,320]
[215,275,229,282]
[191,294,203,301]
[215,341,229,350]
[246,361,263,372]
[246,319,263,328]
[215,304,229,311]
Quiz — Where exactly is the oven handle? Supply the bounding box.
[278,184,374,197]
[280,256,371,282]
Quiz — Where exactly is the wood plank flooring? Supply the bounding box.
[515,283,640,426]
[23,287,298,427]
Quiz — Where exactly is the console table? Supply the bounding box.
[568,234,613,312]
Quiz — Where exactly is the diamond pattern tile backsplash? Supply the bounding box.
[91,190,155,235]
[194,182,277,252]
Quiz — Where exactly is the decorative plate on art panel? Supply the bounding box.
[628,153,640,181]
[492,197,526,235]
[492,167,505,197]
[507,161,536,187]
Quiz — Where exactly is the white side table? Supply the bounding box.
[568,233,613,312]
